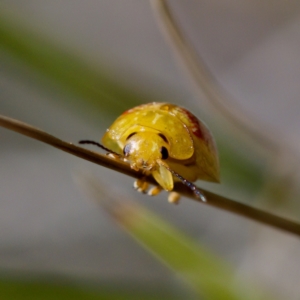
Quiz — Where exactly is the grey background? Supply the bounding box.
[1,1,300,298]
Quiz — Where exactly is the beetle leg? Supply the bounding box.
[133,178,149,193]
[168,192,180,204]
[148,186,162,196]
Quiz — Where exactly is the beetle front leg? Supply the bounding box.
[133,178,149,193]
[168,191,180,204]
[147,185,163,196]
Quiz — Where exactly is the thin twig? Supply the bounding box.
[0,115,139,179]
[0,114,300,236]
[151,0,281,154]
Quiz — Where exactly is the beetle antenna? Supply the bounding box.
[79,140,120,157]
[158,160,207,202]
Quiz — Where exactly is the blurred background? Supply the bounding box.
[1,0,300,299]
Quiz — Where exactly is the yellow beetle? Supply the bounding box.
[80,103,219,203]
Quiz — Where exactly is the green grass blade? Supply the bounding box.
[0,14,149,113]
[120,208,269,300]
[0,278,179,300]
[82,178,273,300]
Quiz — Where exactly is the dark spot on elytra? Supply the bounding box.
[158,133,169,144]
[126,132,137,140]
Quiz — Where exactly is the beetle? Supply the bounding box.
[80,103,219,203]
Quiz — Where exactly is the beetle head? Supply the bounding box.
[122,131,169,172]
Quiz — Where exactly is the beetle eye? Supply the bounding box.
[160,147,169,160]
[123,144,131,156]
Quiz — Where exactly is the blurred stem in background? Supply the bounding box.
[151,0,300,212]
[151,0,280,154]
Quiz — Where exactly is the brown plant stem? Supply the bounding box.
[0,114,300,236]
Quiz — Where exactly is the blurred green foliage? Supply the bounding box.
[0,278,181,300]
[83,180,272,300]
[0,14,146,114]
